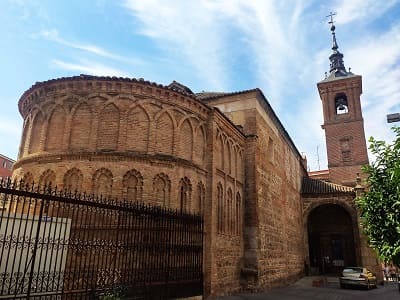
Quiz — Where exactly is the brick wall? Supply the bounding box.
[14,76,247,297]
[0,154,14,179]
[205,91,307,291]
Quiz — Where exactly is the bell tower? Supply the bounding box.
[317,14,369,186]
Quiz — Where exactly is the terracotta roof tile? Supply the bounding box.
[301,177,354,195]
[195,88,259,101]
[19,74,197,103]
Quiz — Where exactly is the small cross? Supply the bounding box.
[326,12,337,25]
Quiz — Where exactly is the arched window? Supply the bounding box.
[217,183,224,233]
[63,168,83,193]
[179,177,192,212]
[153,173,171,206]
[123,169,143,202]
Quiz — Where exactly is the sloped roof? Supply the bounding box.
[195,89,258,101]
[301,177,354,195]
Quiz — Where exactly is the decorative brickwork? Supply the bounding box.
[14,75,248,297]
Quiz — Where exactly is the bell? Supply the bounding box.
[338,104,345,111]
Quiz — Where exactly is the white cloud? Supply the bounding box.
[51,59,130,77]
[39,29,141,65]
[123,0,230,90]
[334,0,399,24]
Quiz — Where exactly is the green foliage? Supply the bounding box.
[356,126,400,267]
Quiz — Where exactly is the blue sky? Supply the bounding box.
[1,0,400,171]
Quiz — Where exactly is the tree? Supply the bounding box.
[356,126,400,267]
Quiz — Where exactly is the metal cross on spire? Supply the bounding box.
[324,12,347,75]
[326,12,339,52]
[326,11,337,26]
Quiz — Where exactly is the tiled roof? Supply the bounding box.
[19,74,197,102]
[195,88,259,101]
[301,177,354,195]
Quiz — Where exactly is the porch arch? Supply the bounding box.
[304,199,361,275]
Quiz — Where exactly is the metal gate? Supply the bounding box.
[0,179,203,299]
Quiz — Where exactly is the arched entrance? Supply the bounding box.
[307,204,356,275]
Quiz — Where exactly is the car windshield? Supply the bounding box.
[343,267,363,273]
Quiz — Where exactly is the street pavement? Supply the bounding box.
[216,277,400,300]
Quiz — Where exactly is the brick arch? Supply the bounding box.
[133,100,162,116]
[303,197,361,269]
[179,176,192,212]
[217,182,224,233]
[92,168,113,198]
[235,192,242,236]
[39,169,56,189]
[215,132,224,170]
[178,118,194,161]
[154,111,175,155]
[237,150,244,181]
[224,139,232,175]
[122,169,143,202]
[226,187,233,234]
[126,105,150,152]
[19,115,32,158]
[196,181,205,214]
[194,124,206,165]
[46,105,66,151]
[97,103,120,151]
[22,172,34,189]
[63,167,83,193]
[29,110,45,154]
[153,173,171,207]
[303,198,357,222]
[70,102,92,150]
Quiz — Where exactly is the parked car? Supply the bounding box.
[339,267,377,289]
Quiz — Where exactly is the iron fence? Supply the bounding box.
[0,179,203,299]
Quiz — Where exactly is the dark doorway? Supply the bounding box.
[308,204,356,275]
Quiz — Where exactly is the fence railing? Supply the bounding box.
[0,179,203,299]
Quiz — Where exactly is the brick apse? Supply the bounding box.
[13,75,309,296]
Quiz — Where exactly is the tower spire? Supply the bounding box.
[325,12,348,77]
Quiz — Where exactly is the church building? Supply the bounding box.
[11,21,379,297]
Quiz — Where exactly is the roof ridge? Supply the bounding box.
[196,88,259,100]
